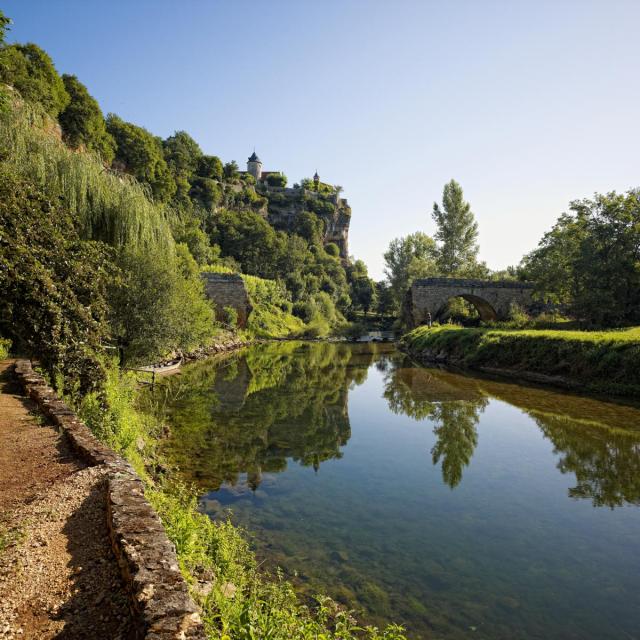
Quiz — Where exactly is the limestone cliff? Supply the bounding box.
[258,184,351,259]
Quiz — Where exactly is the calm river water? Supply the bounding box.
[150,342,640,639]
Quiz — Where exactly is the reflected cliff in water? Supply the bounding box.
[143,342,389,490]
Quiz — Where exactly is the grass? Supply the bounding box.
[76,361,406,639]
[402,325,640,396]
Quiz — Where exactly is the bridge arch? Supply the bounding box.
[403,278,535,328]
[435,293,499,323]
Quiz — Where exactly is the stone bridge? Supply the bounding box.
[403,277,535,327]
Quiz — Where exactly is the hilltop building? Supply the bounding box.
[241,150,351,259]
[243,151,282,183]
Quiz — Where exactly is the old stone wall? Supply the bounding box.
[405,278,535,326]
[13,360,206,640]
[201,273,252,328]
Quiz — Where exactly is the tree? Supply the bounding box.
[376,281,395,318]
[0,10,11,46]
[0,43,69,117]
[197,154,223,181]
[350,276,377,314]
[521,190,640,326]
[432,179,479,275]
[0,166,114,392]
[58,74,115,163]
[106,114,176,203]
[223,160,239,181]
[383,232,439,311]
[266,173,287,187]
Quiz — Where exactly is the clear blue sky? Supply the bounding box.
[4,0,640,279]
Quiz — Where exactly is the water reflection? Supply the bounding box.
[147,343,640,507]
[383,363,488,488]
[146,342,640,639]
[144,342,390,490]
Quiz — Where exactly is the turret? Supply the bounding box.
[247,151,262,181]
[313,170,320,185]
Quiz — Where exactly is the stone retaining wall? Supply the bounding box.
[201,273,252,329]
[13,360,206,640]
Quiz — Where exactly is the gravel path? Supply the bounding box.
[0,361,135,639]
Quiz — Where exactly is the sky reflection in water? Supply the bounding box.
[150,342,640,639]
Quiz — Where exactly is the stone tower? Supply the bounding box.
[313,170,320,185]
[247,151,262,181]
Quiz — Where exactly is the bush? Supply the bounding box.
[0,337,11,360]
[0,165,113,393]
[223,305,238,328]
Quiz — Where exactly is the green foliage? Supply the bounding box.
[0,43,69,117]
[58,74,115,163]
[223,305,238,328]
[78,363,153,474]
[0,95,174,250]
[110,244,215,363]
[266,172,287,187]
[224,160,239,180]
[0,166,113,392]
[0,10,11,46]
[431,179,479,275]
[0,337,11,360]
[521,190,640,327]
[324,242,340,257]
[403,325,640,396]
[197,154,223,181]
[243,275,305,338]
[1,97,215,368]
[106,113,176,203]
[383,232,439,312]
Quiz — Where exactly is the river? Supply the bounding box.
[147,341,640,639]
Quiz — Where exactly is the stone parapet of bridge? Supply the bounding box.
[404,278,535,327]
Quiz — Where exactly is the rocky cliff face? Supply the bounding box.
[260,185,351,259]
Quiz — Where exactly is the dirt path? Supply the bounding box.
[0,361,134,639]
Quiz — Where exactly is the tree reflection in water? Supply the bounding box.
[143,342,383,491]
[382,358,487,488]
[146,343,640,508]
[383,355,640,505]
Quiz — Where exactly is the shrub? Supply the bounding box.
[0,337,11,360]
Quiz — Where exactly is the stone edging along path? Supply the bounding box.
[13,360,206,640]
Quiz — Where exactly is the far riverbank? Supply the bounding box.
[400,325,640,398]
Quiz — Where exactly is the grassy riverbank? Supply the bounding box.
[401,325,640,397]
[76,361,405,640]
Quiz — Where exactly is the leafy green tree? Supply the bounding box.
[376,281,395,318]
[106,114,176,203]
[109,244,214,363]
[0,166,113,392]
[189,176,221,211]
[266,173,287,187]
[58,74,115,163]
[0,10,11,46]
[196,154,223,181]
[351,277,377,314]
[163,130,202,176]
[521,190,640,326]
[224,160,239,181]
[432,179,479,275]
[383,232,439,311]
[0,43,69,117]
